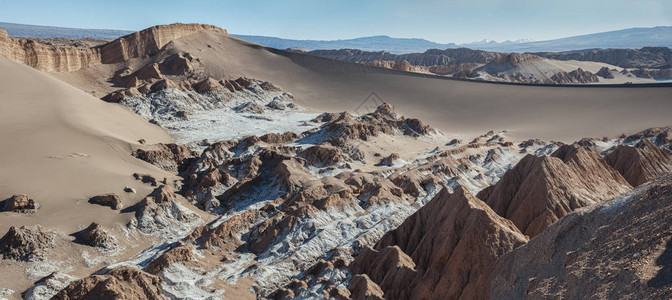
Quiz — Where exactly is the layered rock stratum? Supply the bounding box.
[0,24,226,72]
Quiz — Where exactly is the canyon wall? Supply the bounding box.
[0,23,227,72]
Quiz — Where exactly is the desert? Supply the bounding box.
[1,2,672,299]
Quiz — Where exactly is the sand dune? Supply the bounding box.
[54,29,672,142]
[0,56,171,236]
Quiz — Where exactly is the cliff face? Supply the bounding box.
[0,23,227,72]
[0,27,101,72]
[99,23,226,64]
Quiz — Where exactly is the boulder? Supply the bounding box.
[88,194,123,210]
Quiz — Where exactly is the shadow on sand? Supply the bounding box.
[648,238,672,288]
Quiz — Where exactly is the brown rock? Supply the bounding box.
[193,77,222,93]
[158,52,193,75]
[53,266,165,300]
[187,209,265,250]
[377,153,401,166]
[3,194,38,212]
[351,186,526,300]
[490,175,672,299]
[259,132,299,144]
[606,139,672,186]
[145,245,193,274]
[300,145,344,167]
[596,66,615,79]
[146,185,176,204]
[133,143,198,172]
[133,173,158,186]
[75,222,118,250]
[551,68,599,84]
[349,274,384,300]
[480,145,632,237]
[135,63,163,81]
[0,225,56,262]
[88,193,123,210]
[1,24,226,74]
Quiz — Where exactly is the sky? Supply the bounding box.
[0,0,670,44]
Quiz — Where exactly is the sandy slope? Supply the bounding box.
[54,30,672,142]
[0,56,171,236]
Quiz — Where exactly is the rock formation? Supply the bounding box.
[2,194,38,212]
[88,193,124,210]
[349,186,527,299]
[606,139,672,186]
[144,244,194,274]
[596,66,615,78]
[133,143,198,172]
[550,68,599,84]
[535,46,672,69]
[0,225,55,262]
[490,175,672,299]
[0,23,227,72]
[74,222,119,251]
[52,266,165,300]
[478,145,632,237]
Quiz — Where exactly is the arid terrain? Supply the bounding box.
[0,23,671,300]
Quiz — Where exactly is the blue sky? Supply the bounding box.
[0,0,670,43]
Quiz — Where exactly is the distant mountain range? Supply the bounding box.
[236,27,672,53]
[231,34,458,54]
[1,22,670,54]
[0,22,132,39]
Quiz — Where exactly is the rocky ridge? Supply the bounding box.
[478,145,632,237]
[0,23,227,72]
[348,186,527,300]
[490,174,672,299]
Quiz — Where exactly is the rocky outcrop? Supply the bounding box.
[363,60,425,72]
[624,126,672,149]
[349,274,384,300]
[479,145,632,237]
[306,103,431,146]
[0,23,227,72]
[0,28,101,72]
[596,66,615,78]
[74,222,119,251]
[144,244,194,274]
[259,132,299,144]
[53,266,165,300]
[377,153,401,166]
[350,186,527,300]
[606,139,672,186]
[100,24,226,64]
[129,185,201,237]
[488,53,542,68]
[491,175,672,299]
[133,143,198,172]
[550,68,599,84]
[305,47,499,67]
[535,47,672,69]
[2,194,38,212]
[88,193,124,210]
[0,225,55,262]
